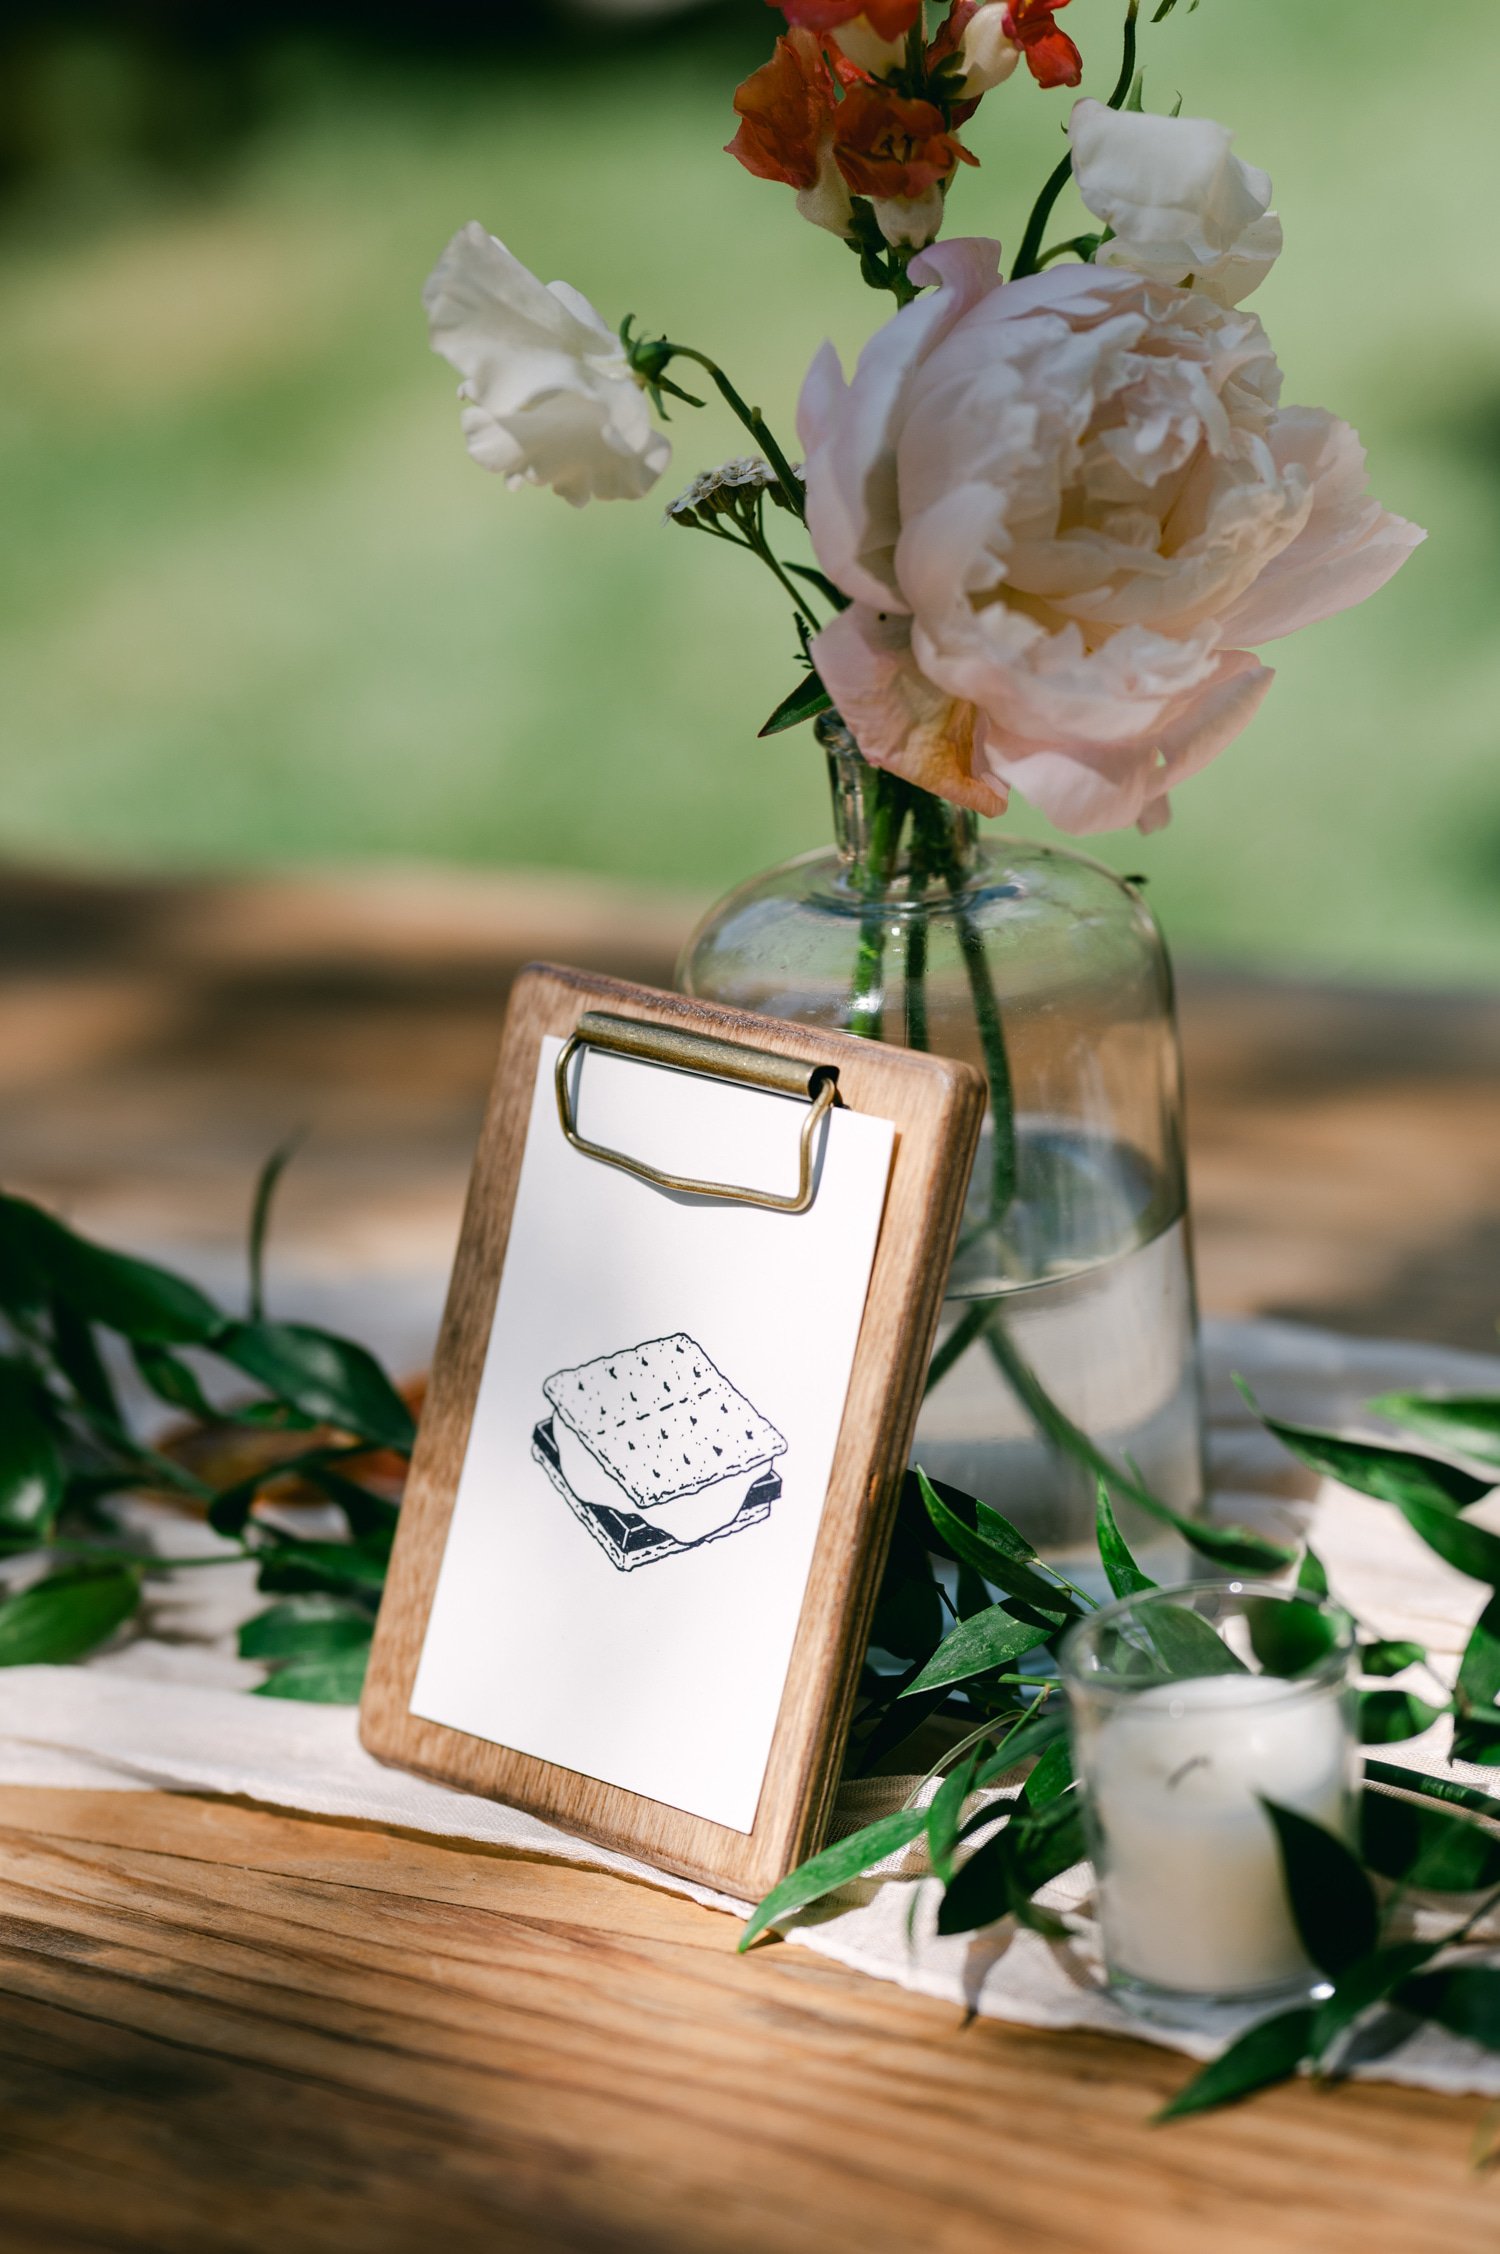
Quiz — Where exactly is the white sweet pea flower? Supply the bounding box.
[1068,98,1283,306]
[423,223,670,507]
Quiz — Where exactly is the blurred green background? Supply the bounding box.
[0,0,1496,980]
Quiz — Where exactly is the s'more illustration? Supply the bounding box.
[531,1333,788,1572]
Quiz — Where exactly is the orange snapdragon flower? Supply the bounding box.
[1003,0,1082,89]
[831,86,977,202]
[726,28,838,190]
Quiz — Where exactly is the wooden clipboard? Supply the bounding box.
[360,963,983,1897]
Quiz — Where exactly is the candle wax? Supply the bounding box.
[1088,1672,1352,1996]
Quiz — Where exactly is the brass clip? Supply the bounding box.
[554,1011,837,1213]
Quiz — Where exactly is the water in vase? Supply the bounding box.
[913,1119,1203,1594]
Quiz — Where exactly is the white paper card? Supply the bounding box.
[410,1037,896,1833]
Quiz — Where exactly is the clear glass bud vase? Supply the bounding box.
[677,715,1204,1580]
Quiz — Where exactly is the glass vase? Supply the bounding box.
[677,714,1205,1582]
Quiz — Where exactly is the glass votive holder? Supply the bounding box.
[1058,1580,1357,2030]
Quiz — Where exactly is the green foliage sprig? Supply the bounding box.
[0,1160,415,1698]
[748,1387,1500,2125]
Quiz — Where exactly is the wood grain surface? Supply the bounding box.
[362,964,983,1896]
[0,1787,1495,2254]
[2,864,1500,2251]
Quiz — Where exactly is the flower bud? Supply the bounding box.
[796,145,857,237]
[958,2,1022,95]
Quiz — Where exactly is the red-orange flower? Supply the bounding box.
[727,28,837,189]
[831,86,977,201]
[773,0,921,40]
[1003,0,1082,88]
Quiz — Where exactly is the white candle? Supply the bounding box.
[1087,1673,1353,1996]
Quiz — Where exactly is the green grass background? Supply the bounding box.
[1,2,1497,980]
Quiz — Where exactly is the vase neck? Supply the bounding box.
[817,713,979,896]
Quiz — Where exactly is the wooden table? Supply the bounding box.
[3,863,1500,2252]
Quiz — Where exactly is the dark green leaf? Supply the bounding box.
[1452,1717,1500,1768]
[927,1751,980,1885]
[903,1603,1055,1696]
[0,1359,65,1534]
[238,1595,376,1661]
[1360,1639,1427,1678]
[1361,1788,1500,1892]
[254,1533,391,1596]
[0,1194,221,1345]
[740,1806,929,1950]
[1456,1596,1500,1734]
[0,1563,139,1665]
[1157,2009,1314,2120]
[1296,1544,1330,1598]
[1365,1759,1500,1824]
[131,1343,215,1421]
[757,672,833,738]
[1396,1497,1500,1589]
[253,1645,371,1703]
[869,1504,947,1662]
[911,1470,1077,1624]
[1096,1481,1155,1599]
[1371,1392,1500,1473]
[1311,1942,1442,2062]
[49,1302,122,1423]
[782,562,846,608]
[217,1321,415,1452]
[937,1790,1084,1937]
[1357,1689,1446,1744]
[1262,1801,1379,1976]
[1244,1592,1343,1678]
[1246,1387,1491,1515]
[1021,1735,1073,1808]
[1398,1967,1500,2051]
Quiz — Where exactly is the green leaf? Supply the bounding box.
[1157,2008,1315,2120]
[216,1321,415,1452]
[131,1343,216,1421]
[1311,1943,1442,2062]
[1398,1967,1500,2051]
[254,1533,391,1596]
[1262,1801,1379,1977]
[927,1750,980,1885]
[1021,1735,1073,1808]
[740,1806,929,1950]
[0,1359,65,1534]
[253,1645,371,1704]
[238,1596,376,1660]
[870,1499,948,1662]
[1144,1600,1249,1680]
[0,1563,140,1665]
[911,1470,1077,1624]
[1365,1758,1500,1825]
[1456,1595,1500,1732]
[1245,1389,1492,1515]
[903,1604,1055,1696]
[757,672,833,738]
[246,1136,301,1323]
[936,1791,1084,1937]
[50,1302,121,1423]
[1360,1639,1427,1678]
[1244,1592,1343,1678]
[1396,1496,1500,1589]
[1371,1392,1500,1473]
[0,1194,221,1345]
[1297,1544,1330,1598]
[1361,1788,1500,1892]
[974,1703,1068,1787]
[1451,1717,1500,1768]
[1357,1688,1446,1744]
[1096,1481,1155,1599]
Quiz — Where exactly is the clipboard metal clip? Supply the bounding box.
[555,1011,838,1214]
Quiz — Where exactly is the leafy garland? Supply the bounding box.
[4,1175,1500,2115]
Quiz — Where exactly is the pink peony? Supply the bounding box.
[800,239,1423,832]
